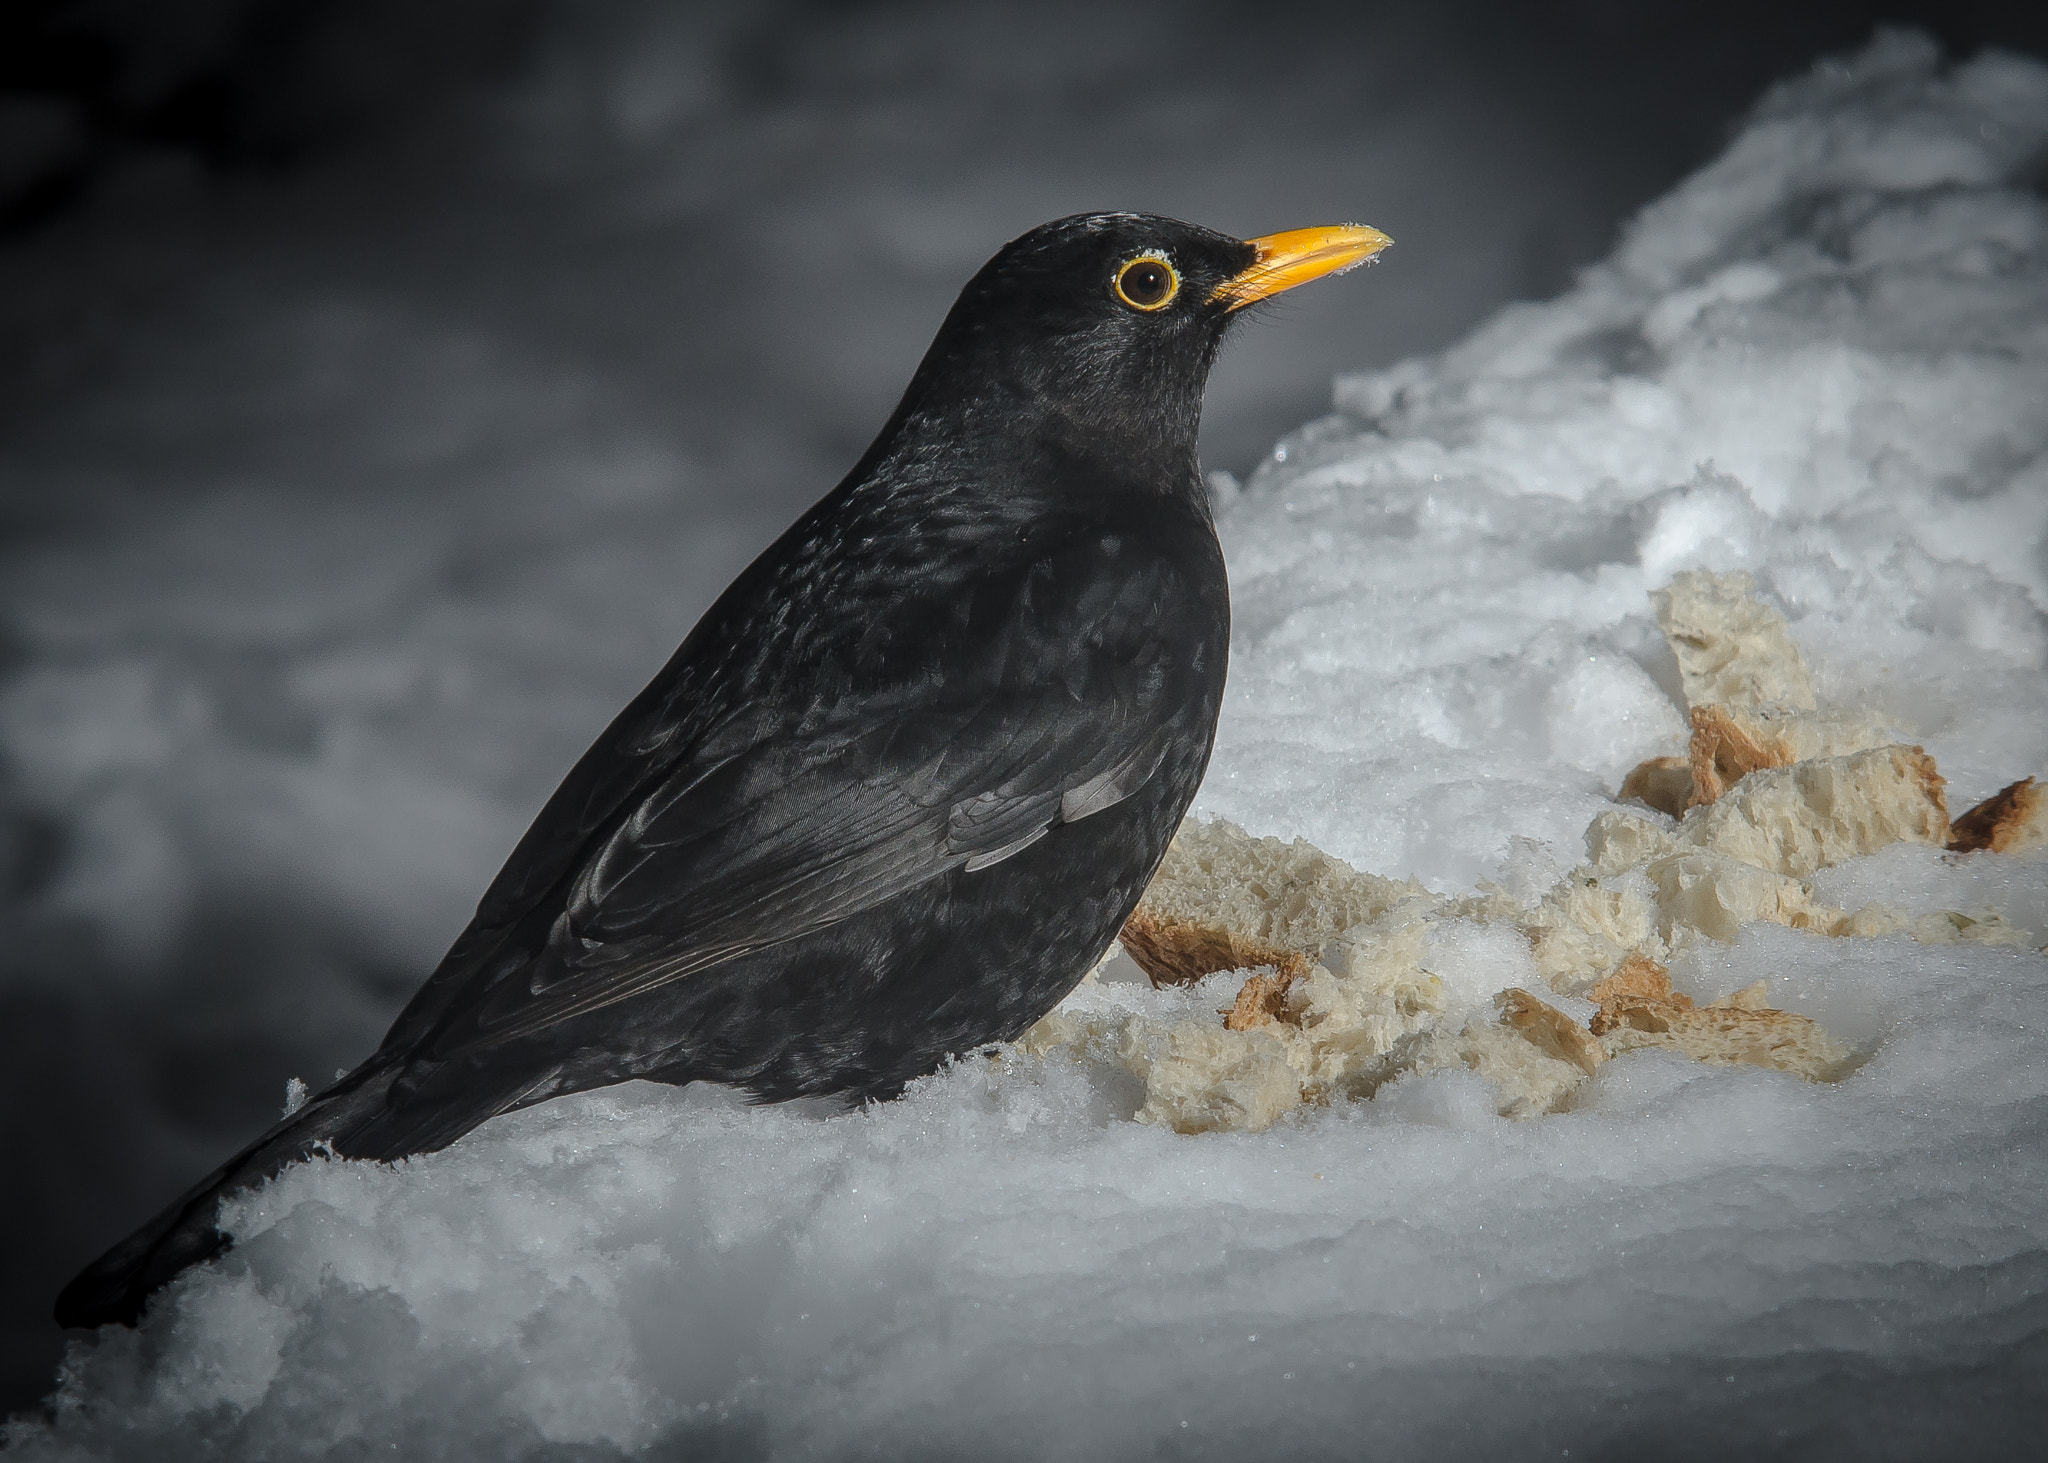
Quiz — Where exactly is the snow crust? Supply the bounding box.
[10,32,2048,1461]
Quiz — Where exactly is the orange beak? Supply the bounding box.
[1212,223,1393,310]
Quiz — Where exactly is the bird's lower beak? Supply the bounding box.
[1213,224,1393,310]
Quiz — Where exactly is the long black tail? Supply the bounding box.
[54,1063,404,1330]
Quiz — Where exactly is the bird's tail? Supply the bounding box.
[54,1062,403,1331]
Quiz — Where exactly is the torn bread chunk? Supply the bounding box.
[1520,869,1668,993]
[1687,704,1790,806]
[1403,1012,1591,1120]
[1686,704,1902,806]
[1746,705,1898,765]
[1623,705,1900,812]
[1291,913,1452,1092]
[1587,956,1852,1082]
[1495,988,1605,1076]
[1119,816,1423,987]
[1589,952,1682,1009]
[1119,912,1310,989]
[1223,968,1299,1032]
[1949,777,2047,854]
[1598,1003,1853,1082]
[1642,849,1843,942]
[1122,1020,1305,1134]
[1620,756,1694,818]
[1651,568,1817,714]
[1586,809,1681,876]
[1678,744,1950,878]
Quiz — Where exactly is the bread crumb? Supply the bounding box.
[1520,869,1667,993]
[1651,568,1817,714]
[1747,705,1898,765]
[1495,988,1605,1076]
[1586,958,1850,1081]
[1406,1015,1589,1119]
[1585,810,1680,876]
[1587,952,1682,1010]
[1599,1005,1853,1083]
[1687,704,1791,806]
[1620,756,1693,818]
[1677,744,1949,878]
[1707,980,1771,1011]
[1643,848,1843,942]
[1123,1021,1306,1134]
[1223,968,1300,1032]
[1120,910,1310,989]
[1948,777,2047,854]
[1119,817,1423,987]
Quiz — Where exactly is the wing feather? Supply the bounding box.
[409,522,1212,1059]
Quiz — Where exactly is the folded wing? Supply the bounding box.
[401,525,1209,1062]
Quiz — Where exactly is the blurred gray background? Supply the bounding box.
[3,0,2044,1419]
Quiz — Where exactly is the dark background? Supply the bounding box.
[3,0,2044,1421]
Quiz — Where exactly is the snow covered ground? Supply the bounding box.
[8,26,2048,1463]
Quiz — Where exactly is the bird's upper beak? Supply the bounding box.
[1212,224,1393,310]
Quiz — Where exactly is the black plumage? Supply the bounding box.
[56,211,1388,1330]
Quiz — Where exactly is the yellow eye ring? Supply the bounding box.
[1114,253,1179,311]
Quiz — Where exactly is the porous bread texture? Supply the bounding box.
[1950,777,2048,854]
[1398,1010,1591,1122]
[1585,809,1680,876]
[1120,1019,1303,1135]
[1677,744,1949,879]
[1686,704,1905,807]
[1686,705,1786,808]
[1627,570,1897,811]
[1118,816,1423,988]
[1586,956,1853,1083]
[1651,569,1817,716]
[1592,743,1951,942]
[1627,706,1902,814]
[1119,911,1308,989]
[1518,868,1668,994]
[1641,850,1836,942]
[1495,988,1605,1075]
[1748,705,1899,765]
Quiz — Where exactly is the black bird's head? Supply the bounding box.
[891,212,1391,475]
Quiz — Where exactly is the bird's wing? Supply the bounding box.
[417,526,1211,1058]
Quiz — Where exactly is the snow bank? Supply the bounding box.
[11,31,2048,1461]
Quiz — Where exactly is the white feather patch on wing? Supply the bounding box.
[962,825,1051,872]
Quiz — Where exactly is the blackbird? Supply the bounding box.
[57,211,1390,1329]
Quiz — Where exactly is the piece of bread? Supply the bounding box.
[1587,951,1680,1009]
[1642,849,1840,942]
[1119,913,1311,990]
[1122,1020,1306,1134]
[1623,705,1901,813]
[1521,870,1668,992]
[1949,777,2048,854]
[1223,969,1299,1032]
[1585,809,1681,875]
[1687,704,1791,805]
[1620,756,1694,818]
[1495,988,1605,1076]
[1403,1012,1590,1120]
[1678,743,1950,878]
[1586,955,1851,1082]
[1651,569,1816,714]
[1120,817,1422,987]
[1599,1004,1853,1082]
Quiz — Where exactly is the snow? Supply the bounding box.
[8,28,2048,1462]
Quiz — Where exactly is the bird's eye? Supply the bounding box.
[1114,255,1179,311]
